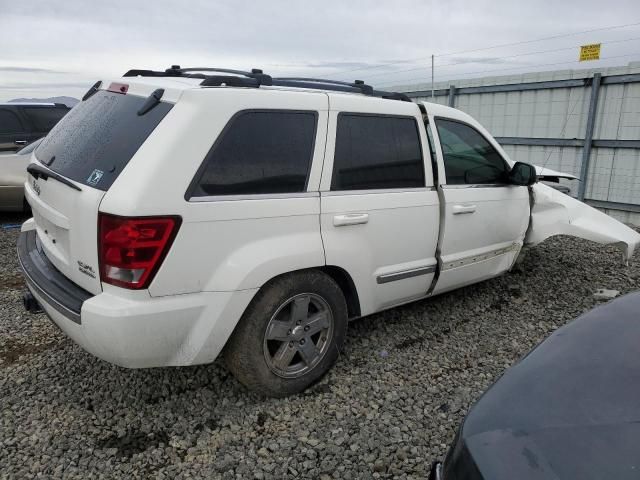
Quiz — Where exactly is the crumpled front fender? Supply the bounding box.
[525,183,640,262]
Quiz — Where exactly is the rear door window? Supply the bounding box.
[331,114,424,191]
[190,110,317,197]
[22,106,69,131]
[35,91,172,191]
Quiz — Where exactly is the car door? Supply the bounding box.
[427,113,530,295]
[320,96,440,316]
[0,107,28,152]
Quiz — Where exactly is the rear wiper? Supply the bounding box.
[27,164,82,192]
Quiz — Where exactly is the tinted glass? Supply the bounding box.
[192,111,317,197]
[0,109,24,134]
[331,114,424,191]
[35,91,172,191]
[23,106,68,131]
[436,119,508,185]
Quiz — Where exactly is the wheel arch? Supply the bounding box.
[252,265,361,320]
[317,265,361,319]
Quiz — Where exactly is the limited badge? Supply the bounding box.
[77,260,96,279]
[87,169,104,186]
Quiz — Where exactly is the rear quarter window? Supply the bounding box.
[189,110,317,197]
[35,91,172,191]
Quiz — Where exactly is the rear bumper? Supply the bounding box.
[18,226,258,368]
[18,228,92,324]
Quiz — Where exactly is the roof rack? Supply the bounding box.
[124,65,273,88]
[271,77,374,95]
[122,65,411,102]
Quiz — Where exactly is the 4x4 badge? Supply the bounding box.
[87,169,104,186]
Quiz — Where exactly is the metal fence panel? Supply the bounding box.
[395,62,640,224]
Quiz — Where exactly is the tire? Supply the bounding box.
[224,270,348,397]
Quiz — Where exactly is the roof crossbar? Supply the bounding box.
[122,65,411,101]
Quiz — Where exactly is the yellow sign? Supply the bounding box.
[580,43,601,62]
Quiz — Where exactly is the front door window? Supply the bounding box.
[436,119,508,185]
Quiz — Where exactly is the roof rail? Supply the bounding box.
[273,78,411,102]
[372,91,412,102]
[272,77,374,95]
[124,65,273,88]
[121,65,411,102]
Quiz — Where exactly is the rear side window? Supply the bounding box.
[35,91,172,191]
[190,110,317,197]
[0,109,24,134]
[22,106,68,131]
[331,114,424,191]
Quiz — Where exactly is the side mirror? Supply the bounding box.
[508,162,537,186]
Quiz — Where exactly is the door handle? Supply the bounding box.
[452,204,477,215]
[14,140,28,146]
[333,213,369,226]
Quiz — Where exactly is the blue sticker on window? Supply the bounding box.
[87,169,104,186]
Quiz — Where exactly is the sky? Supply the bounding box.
[1,0,639,101]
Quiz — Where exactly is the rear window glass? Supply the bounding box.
[35,91,172,191]
[22,106,69,131]
[190,110,317,197]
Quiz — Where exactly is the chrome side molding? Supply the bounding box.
[377,265,437,284]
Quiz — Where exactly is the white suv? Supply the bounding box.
[18,66,640,397]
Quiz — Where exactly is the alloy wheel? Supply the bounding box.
[263,293,334,378]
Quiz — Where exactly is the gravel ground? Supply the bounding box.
[1,212,639,479]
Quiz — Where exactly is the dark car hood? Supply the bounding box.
[443,292,640,480]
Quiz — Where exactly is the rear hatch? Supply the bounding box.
[24,83,175,295]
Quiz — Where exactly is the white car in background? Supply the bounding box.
[0,139,42,212]
[17,67,640,397]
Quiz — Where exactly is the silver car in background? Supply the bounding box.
[0,139,43,211]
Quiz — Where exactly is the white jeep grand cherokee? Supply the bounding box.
[18,66,640,397]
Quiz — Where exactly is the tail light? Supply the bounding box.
[98,213,181,289]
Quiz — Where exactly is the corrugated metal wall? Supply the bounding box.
[396,62,640,225]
